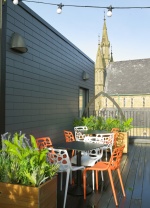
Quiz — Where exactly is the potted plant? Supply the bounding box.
[104,117,133,153]
[73,115,106,130]
[0,132,59,208]
[73,116,133,153]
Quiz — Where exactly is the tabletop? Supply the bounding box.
[53,141,104,151]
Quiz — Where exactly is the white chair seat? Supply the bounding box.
[71,154,102,167]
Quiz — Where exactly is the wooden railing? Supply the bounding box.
[94,109,150,139]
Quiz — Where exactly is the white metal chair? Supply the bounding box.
[71,136,104,190]
[74,126,88,141]
[48,148,84,208]
[97,133,114,161]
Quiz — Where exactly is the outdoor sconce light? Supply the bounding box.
[82,71,89,80]
[57,3,63,14]
[107,5,113,17]
[10,33,28,53]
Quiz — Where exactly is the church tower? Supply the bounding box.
[95,16,112,111]
[95,38,105,110]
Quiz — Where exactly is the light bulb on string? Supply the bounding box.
[13,0,19,5]
[107,5,113,17]
[57,3,63,14]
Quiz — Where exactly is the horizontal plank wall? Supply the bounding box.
[4,1,94,143]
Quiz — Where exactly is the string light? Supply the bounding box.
[13,0,19,5]
[12,0,150,17]
[57,3,63,14]
[107,5,113,17]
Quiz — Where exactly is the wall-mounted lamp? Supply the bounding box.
[10,33,28,53]
[107,5,113,17]
[57,3,63,14]
[82,71,89,80]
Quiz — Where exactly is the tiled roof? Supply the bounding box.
[104,58,150,95]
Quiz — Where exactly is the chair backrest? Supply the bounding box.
[109,145,125,170]
[74,126,88,141]
[116,132,124,147]
[64,130,75,142]
[84,136,104,144]
[111,128,119,148]
[99,133,114,148]
[74,126,88,131]
[36,137,52,149]
[47,148,72,172]
[111,128,120,132]
[84,136,103,158]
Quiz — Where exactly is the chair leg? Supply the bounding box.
[63,169,70,208]
[96,170,99,190]
[83,169,87,199]
[69,170,72,184]
[60,172,63,191]
[110,147,112,155]
[108,169,118,206]
[95,171,103,190]
[101,171,104,181]
[117,169,126,197]
[92,170,95,190]
[105,149,108,161]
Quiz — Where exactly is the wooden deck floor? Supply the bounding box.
[57,143,150,208]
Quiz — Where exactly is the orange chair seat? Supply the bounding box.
[89,161,109,170]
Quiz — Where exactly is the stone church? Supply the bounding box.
[95,18,150,114]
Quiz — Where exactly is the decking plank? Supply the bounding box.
[57,143,150,208]
[141,144,150,208]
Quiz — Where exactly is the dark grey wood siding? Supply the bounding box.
[4,1,94,143]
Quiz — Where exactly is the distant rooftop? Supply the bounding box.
[104,58,150,95]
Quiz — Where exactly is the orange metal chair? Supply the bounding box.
[83,145,126,206]
[64,130,75,157]
[64,130,75,142]
[36,137,53,149]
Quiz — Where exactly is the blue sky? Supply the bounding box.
[23,0,150,62]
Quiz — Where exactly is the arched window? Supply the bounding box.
[131,98,133,108]
[123,98,126,107]
[105,98,107,107]
[143,97,145,107]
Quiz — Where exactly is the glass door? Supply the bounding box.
[79,88,89,118]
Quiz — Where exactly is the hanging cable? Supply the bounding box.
[12,0,150,17]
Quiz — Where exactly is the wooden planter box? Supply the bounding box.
[117,132,129,153]
[0,176,57,208]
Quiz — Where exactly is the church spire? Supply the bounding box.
[95,16,113,111]
[101,16,110,66]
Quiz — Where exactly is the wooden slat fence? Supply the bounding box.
[94,110,150,140]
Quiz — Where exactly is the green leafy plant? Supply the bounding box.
[103,117,133,131]
[73,115,104,130]
[73,116,133,132]
[0,132,59,187]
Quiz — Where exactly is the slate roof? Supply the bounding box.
[104,58,150,95]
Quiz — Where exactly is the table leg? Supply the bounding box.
[68,151,92,196]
